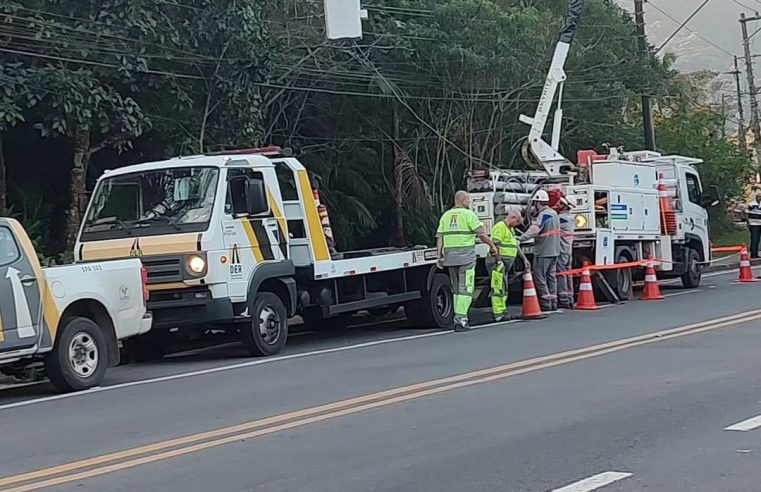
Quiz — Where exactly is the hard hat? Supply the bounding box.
[532,189,550,202]
[562,195,578,208]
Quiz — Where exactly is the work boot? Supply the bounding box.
[495,314,513,323]
[454,317,471,332]
[558,301,573,310]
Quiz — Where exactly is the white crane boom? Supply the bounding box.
[520,0,585,177]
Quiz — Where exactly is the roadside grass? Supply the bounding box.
[712,226,747,248]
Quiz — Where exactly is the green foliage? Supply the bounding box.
[0,0,729,253]
[656,107,754,231]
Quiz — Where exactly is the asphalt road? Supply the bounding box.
[1,268,761,492]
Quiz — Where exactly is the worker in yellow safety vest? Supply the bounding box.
[487,210,527,322]
[436,191,498,332]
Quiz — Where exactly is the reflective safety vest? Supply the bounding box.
[490,221,518,258]
[437,207,480,249]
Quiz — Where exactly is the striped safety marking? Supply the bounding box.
[579,283,593,291]
[8,220,60,339]
[524,288,537,296]
[645,275,658,282]
[267,189,289,259]
[296,170,330,262]
[239,220,265,263]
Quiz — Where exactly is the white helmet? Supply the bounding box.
[562,195,578,208]
[532,189,550,202]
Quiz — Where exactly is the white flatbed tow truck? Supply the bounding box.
[75,147,451,359]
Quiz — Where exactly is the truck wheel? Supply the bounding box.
[302,308,350,331]
[122,331,170,362]
[603,252,633,301]
[681,248,702,289]
[45,317,108,392]
[405,273,453,329]
[242,292,288,356]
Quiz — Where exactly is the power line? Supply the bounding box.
[655,0,712,54]
[731,0,759,11]
[648,0,735,56]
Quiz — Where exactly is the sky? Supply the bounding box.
[617,0,760,73]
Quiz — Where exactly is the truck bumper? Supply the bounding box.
[147,288,234,329]
[139,312,153,335]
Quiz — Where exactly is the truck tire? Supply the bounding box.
[602,252,633,301]
[242,292,288,356]
[405,273,453,329]
[45,317,108,393]
[681,248,702,289]
[122,331,171,362]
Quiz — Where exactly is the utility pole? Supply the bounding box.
[740,12,761,165]
[733,55,748,149]
[634,0,656,151]
[721,94,728,139]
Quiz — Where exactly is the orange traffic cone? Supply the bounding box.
[739,246,756,283]
[576,263,598,310]
[641,259,664,300]
[521,271,546,320]
[657,174,677,235]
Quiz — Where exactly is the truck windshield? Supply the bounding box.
[81,167,219,240]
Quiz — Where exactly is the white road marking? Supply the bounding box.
[663,289,702,298]
[724,415,761,432]
[552,471,633,492]
[0,330,452,412]
[473,319,522,329]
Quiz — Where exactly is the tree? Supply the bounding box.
[656,106,754,230]
[260,0,679,247]
[1,0,271,249]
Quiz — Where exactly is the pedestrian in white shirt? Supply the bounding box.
[746,191,761,258]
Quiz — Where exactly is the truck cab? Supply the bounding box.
[0,218,150,392]
[76,148,447,360]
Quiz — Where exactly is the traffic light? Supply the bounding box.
[323,0,367,39]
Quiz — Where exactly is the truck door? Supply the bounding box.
[222,167,287,299]
[0,223,43,353]
[681,170,710,256]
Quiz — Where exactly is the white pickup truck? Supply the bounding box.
[0,218,152,392]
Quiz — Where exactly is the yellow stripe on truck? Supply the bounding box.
[8,219,61,338]
[268,192,288,240]
[80,233,201,261]
[0,312,4,342]
[295,170,330,262]
[239,220,265,263]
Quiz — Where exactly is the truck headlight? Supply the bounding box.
[186,255,207,276]
[575,213,589,229]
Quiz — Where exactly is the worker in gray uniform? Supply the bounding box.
[521,190,560,312]
[557,195,577,309]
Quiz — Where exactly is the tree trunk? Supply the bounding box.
[390,101,405,247]
[64,125,91,251]
[0,133,6,212]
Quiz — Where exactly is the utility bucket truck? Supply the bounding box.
[75,147,450,359]
[468,0,719,299]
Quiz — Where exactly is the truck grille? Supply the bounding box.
[141,255,183,284]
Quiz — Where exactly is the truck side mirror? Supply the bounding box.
[246,178,268,215]
[229,176,268,217]
[701,185,720,208]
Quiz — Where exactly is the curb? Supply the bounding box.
[706,258,761,273]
